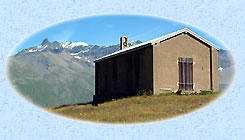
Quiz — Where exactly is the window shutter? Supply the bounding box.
[178,57,193,91]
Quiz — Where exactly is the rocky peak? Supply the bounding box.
[41,38,50,46]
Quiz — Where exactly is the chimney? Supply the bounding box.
[120,36,129,50]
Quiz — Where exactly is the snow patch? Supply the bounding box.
[70,53,78,56]
[36,45,42,49]
[28,49,37,53]
[129,40,139,46]
[28,45,48,53]
[74,56,82,59]
[81,49,89,53]
[218,67,224,71]
[84,57,91,63]
[38,45,47,51]
[61,42,88,49]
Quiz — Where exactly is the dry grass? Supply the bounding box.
[46,92,222,124]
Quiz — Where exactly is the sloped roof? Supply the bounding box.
[94,28,220,63]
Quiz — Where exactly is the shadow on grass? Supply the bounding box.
[52,101,94,109]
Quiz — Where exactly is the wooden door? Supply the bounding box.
[178,57,193,91]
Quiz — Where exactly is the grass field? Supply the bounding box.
[46,92,222,124]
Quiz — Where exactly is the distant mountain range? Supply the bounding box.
[7,39,142,107]
[7,39,234,107]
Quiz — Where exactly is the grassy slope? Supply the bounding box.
[47,93,221,123]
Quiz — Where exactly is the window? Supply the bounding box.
[178,57,193,91]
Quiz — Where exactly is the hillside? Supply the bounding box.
[7,51,95,107]
[47,92,222,123]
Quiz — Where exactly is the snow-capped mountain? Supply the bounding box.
[23,38,89,53]
[128,40,142,46]
[17,38,142,67]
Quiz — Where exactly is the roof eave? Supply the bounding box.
[94,43,152,63]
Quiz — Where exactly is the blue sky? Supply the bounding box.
[12,15,226,55]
